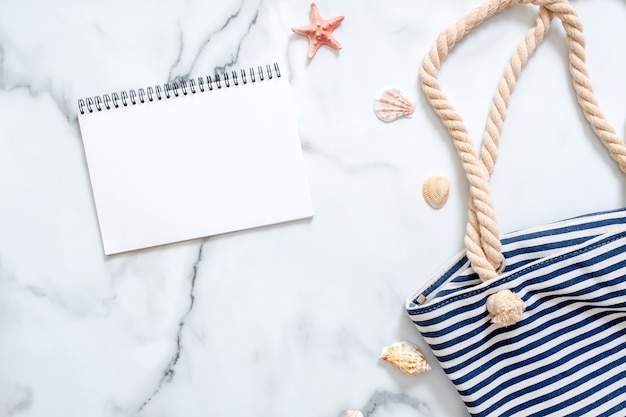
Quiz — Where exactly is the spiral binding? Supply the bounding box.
[78,63,281,115]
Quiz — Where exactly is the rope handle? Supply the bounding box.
[420,0,626,283]
[420,0,626,326]
[465,6,554,283]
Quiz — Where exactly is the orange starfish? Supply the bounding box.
[292,3,344,58]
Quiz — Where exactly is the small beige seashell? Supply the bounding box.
[373,87,415,122]
[345,411,364,417]
[380,341,432,376]
[422,175,450,210]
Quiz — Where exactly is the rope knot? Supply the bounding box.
[486,289,525,326]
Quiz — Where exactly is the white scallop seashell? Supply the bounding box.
[380,341,432,376]
[373,87,415,122]
[345,411,364,417]
[422,175,450,210]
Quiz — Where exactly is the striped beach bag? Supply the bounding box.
[406,0,626,416]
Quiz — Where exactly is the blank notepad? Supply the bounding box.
[77,63,313,255]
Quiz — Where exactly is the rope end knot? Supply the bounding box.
[486,289,525,326]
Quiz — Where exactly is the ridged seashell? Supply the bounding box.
[422,175,450,210]
[380,341,432,376]
[345,411,364,417]
[373,87,415,122]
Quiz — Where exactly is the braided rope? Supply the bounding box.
[420,0,626,282]
[467,7,554,280]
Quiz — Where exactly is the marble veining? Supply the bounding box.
[337,391,432,417]
[0,384,32,417]
[1,0,625,416]
[360,391,432,417]
[168,1,260,83]
[139,244,205,412]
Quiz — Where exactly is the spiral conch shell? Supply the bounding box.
[345,411,364,417]
[373,87,415,122]
[380,341,431,376]
[422,175,450,210]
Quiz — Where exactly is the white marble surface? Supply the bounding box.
[1,0,625,416]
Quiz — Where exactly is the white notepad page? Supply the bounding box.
[78,66,313,255]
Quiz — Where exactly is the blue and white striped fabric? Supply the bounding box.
[406,208,626,416]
